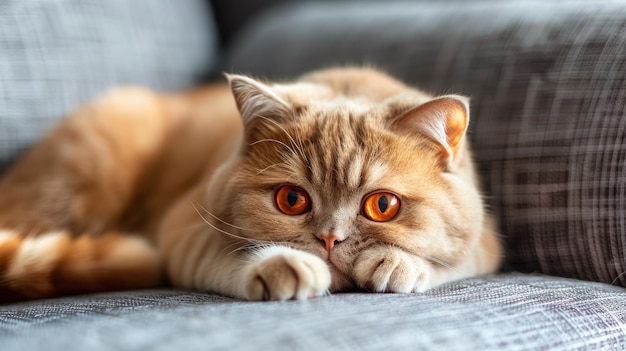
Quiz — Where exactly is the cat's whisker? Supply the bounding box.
[249,138,305,172]
[225,240,295,257]
[253,114,310,166]
[192,201,257,232]
[610,271,626,285]
[283,174,298,186]
[166,221,210,236]
[249,138,295,155]
[256,163,286,175]
[191,203,292,259]
[294,131,309,165]
[191,202,268,246]
[244,242,299,260]
[429,257,466,276]
[222,241,257,256]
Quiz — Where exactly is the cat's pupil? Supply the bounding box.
[287,189,298,206]
[378,196,388,213]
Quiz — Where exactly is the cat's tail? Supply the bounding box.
[0,230,162,302]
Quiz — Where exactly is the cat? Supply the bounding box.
[0,67,502,301]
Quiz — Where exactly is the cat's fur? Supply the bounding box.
[0,68,502,301]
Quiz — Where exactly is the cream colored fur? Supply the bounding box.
[0,68,502,301]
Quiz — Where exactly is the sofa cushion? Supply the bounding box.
[0,0,218,170]
[1,274,625,350]
[226,1,626,288]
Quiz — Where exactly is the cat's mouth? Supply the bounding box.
[300,245,356,291]
[324,255,355,291]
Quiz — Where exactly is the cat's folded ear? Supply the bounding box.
[225,73,293,142]
[389,95,470,166]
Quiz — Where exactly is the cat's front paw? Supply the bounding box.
[353,246,430,293]
[245,247,331,301]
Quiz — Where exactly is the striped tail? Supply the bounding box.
[0,230,162,302]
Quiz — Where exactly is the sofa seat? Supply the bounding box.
[2,274,624,350]
[2,1,626,350]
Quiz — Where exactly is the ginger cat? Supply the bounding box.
[0,68,502,301]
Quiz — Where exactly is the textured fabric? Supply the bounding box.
[1,274,625,350]
[0,0,218,170]
[2,3,626,350]
[227,1,626,287]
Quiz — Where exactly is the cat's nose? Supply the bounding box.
[319,233,342,252]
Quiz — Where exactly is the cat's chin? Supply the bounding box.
[302,247,356,292]
[326,260,355,292]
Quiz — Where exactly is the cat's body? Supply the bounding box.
[0,68,502,301]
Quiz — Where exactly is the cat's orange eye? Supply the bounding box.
[274,185,311,216]
[362,192,401,222]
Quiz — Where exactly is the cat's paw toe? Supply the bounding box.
[353,247,430,293]
[245,247,331,301]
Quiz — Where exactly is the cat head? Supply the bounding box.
[213,70,484,291]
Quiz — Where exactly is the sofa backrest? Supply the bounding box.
[0,0,219,170]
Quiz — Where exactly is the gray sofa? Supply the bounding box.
[1,1,625,350]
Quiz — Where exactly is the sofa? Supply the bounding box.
[1,1,625,350]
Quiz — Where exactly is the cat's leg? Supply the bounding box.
[352,245,433,293]
[0,87,173,301]
[164,230,333,301]
[352,226,502,293]
[0,230,160,301]
[168,238,332,301]
[242,246,331,300]
[160,191,332,301]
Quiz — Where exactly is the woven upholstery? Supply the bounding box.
[227,1,626,287]
[2,274,625,350]
[2,2,626,350]
[0,0,218,170]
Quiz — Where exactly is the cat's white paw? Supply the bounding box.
[353,246,431,293]
[244,246,331,301]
